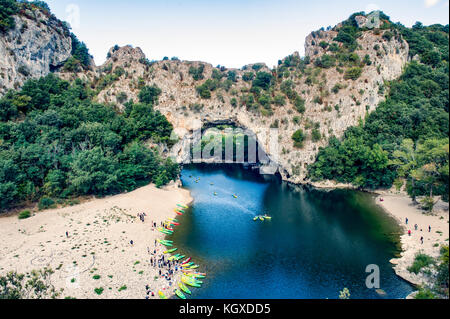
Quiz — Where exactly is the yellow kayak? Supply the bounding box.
[158,290,167,299]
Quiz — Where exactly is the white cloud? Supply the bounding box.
[424,0,441,7]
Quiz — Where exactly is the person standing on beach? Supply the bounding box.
[420,236,424,244]
[130,240,134,246]
[414,224,418,231]
[408,230,411,236]
[405,217,408,225]
[428,225,431,232]
[65,231,69,238]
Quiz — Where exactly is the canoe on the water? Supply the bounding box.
[179,282,191,294]
[175,289,186,299]
[253,216,258,221]
[259,217,264,221]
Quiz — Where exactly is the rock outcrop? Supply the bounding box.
[0,7,72,95]
[84,21,408,183]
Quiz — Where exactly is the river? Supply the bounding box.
[171,164,413,299]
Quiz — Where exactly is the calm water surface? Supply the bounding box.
[171,164,413,299]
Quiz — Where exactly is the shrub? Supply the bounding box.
[294,97,306,113]
[311,128,322,142]
[38,197,55,210]
[292,129,306,148]
[414,288,436,299]
[94,287,104,295]
[138,85,162,105]
[344,67,362,80]
[18,210,31,219]
[252,72,273,90]
[242,72,254,82]
[407,253,435,274]
[189,64,205,81]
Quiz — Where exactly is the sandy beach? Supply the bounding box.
[375,193,449,291]
[0,182,192,299]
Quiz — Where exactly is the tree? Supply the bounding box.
[138,85,162,105]
[252,72,273,90]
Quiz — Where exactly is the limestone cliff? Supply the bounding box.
[68,17,408,183]
[1,11,410,184]
[0,6,72,95]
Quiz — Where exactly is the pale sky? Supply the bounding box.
[44,0,449,68]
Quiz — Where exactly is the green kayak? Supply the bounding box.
[175,289,186,299]
[179,283,191,294]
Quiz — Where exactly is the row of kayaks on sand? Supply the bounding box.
[156,203,206,300]
[253,215,272,221]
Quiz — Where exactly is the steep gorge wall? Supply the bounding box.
[0,7,72,95]
[1,12,409,184]
[76,24,408,183]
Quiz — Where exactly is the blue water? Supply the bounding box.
[172,164,413,299]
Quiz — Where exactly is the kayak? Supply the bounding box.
[232,195,238,198]
[177,204,188,209]
[175,289,186,299]
[175,255,185,261]
[213,192,217,196]
[167,218,178,222]
[159,241,173,247]
[158,290,167,299]
[157,228,173,235]
[164,248,178,254]
[170,222,180,226]
[168,254,180,261]
[181,257,191,264]
[264,216,272,220]
[186,273,206,279]
[179,282,191,294]
[176,211,183,216]
[259,217,264,221]
[176,209,185,213]
[253,216,258,221]
[182,277,202,288]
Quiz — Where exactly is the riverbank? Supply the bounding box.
[375,193,449,294]
[0,182,192,299]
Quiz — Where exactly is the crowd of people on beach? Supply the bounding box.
[129,215,183,299]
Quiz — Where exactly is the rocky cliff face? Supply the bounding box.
[74,17,408,183]
[0,7,72,95]
[1,11,410,184]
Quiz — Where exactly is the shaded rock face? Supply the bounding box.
[0,8,72,95]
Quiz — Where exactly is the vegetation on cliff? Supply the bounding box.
[308,21,449,206]
[0,75,178,211]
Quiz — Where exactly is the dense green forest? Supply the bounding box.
[0,75,178,211]
[309,18,449,206]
